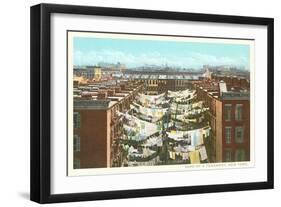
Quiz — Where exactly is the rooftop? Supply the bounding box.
[195,78,250,101]
[74,99,117,109]
[121,74,202,80]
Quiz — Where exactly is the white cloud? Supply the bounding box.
[74,49,248,69]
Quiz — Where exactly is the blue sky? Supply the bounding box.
[73,36,250,70]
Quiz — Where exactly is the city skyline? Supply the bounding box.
[73,36,251,70]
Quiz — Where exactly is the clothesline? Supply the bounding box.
[137,92,166,107]
[167,89,196,98]
[168,146,208,163]
[119,88,211,166]
[122,113,159,140]
[167,126,211,145]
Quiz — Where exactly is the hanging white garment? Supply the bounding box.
[199,146,208,161]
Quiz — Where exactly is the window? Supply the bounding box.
[73,112,81,129]
[224,104,232,121]
[235,149,246,161]
[74,135,80,152]
[225,127,232,144]
[235,127,244,143]
[74,158,80,169]
[235,104,243,121]
[224,149,232,162]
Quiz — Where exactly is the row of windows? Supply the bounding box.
[74,112,81,129]
[74,134,80,152]
[74,158,80,169]
[224,149,246,162]
[146,80,158,85]
[145,80,189,85]
[224,104,243,121]
[225,126,244,144]
[176,80,188,86]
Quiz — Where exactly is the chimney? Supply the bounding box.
[99,86,106,90]
[81,92,91,97]
[120,84,126,90]
[219,80,227,96]
[114,86,121,93]
[97,90,108,100]
[73,80,79,88]
[107,88,115,96]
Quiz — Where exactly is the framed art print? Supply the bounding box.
[30,3,274,203]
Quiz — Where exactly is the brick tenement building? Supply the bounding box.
[73,81,144,169]
[126,74,201,95]
[194,77,250,163]
[212,74,250,89]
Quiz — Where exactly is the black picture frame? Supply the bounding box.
[30,3,274,204]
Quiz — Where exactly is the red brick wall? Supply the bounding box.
[74,109,109,168]
[221,100,250,161]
